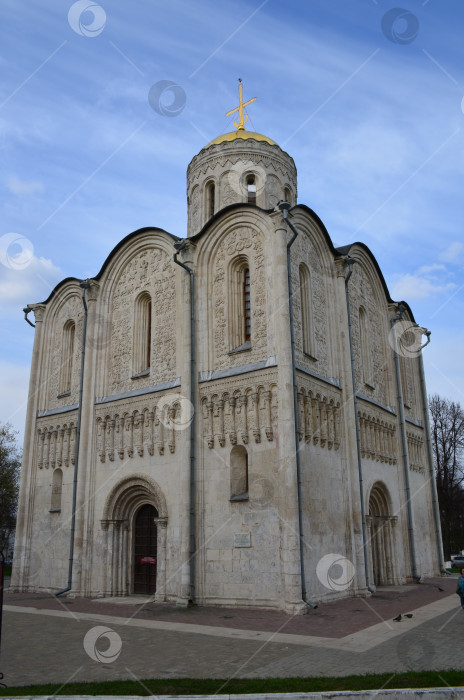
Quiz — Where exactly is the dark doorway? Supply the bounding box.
[133,504,158,594]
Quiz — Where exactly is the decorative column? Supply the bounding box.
[155,518,168,602]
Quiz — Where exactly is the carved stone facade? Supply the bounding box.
[13,127,441,610]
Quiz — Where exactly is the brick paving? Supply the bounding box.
[5,576,456,638]
[2,576,464,689]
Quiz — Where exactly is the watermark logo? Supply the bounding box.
[148,81,187,117]
[83,626,122,663]
[157,393,194,431]
[0,233,34,270]
[397,636,435,670]
[316,553,355,592]
[389,320,425,359]
[249,475,274,511]
[381,8,419,45]
[68,1,107,37]
[87,311,113,351]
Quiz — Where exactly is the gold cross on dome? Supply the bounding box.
[226,79,257,131]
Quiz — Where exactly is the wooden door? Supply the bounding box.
[133,504,158,594]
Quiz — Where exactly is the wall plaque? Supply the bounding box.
[234,532,251,548]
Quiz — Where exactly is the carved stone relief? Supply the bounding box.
[200,374,278,449]
[36,416,78,469]
[406,428,425,473]
[291,238,330,378]
[358,410,397,464]
[212,227,267,371]
[47,294,82,410]
[109,247,176,395]
[95,392,183,462]
[296,382,341,451]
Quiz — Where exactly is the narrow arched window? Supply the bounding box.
[50,468,63,512]
[299,264,315,357]
[230,445,248,500]
[229,257,251,351]
[247,175,256,204]
[206,181,215,219]
[243,268,251,341]
[284,187,292,205]
[133,292,152,376]
[359,306,373,387]
[59,320,75,395]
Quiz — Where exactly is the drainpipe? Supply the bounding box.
[279,201,317,609]
[391,305,420,582]
[417,331,446,573]
[23,307,36,328]
[173,242,196,603]
[56,280,90,597]
[343,257,375,594]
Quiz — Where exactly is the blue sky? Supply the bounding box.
[1,0,463,441]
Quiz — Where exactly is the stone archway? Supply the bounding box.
[101,474,167,598]
[366,482,399,587]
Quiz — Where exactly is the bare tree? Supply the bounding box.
[0,423,21,558]
[429,395,464,559]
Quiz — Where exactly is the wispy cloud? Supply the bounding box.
[6,176,44,196]
[439,242,463,264]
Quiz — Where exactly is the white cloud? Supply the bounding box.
[0,255,62,312]
[439,242,463,264]
[391,273,457,301]
[6,176,44,196]
[416,264,446,276]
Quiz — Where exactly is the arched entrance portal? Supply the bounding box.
[133,504,158,594]
[101,474,168,598]
[367,482,399,587]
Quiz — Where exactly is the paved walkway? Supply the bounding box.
[2,577,463,689]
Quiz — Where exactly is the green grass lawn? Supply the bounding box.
[1,671,464,696]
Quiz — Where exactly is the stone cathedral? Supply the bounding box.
[12,85,443,612]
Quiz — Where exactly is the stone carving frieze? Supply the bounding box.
[200,375,278,449]
[406,428,425,473]
[95,392,184,462]
[358,409,397,465]
[35,415,78,469]
[296,381,341,451]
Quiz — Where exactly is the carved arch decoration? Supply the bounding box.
[196,212,269,371]
[40,284,82,410]
[102,473,168,521]
[100,473,168,598]
[93,232,178,396]
[366,481,400,587]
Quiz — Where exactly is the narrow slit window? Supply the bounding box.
[243,268,251,341]
[299,264,315,357]
[359,306,373,387]
[247,175,256,204]
[134,292,152,375]
[284,187,292,205]
[59,320,75,395]
[207,182,215,219]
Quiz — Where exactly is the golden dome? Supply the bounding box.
[205,130,276,148]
